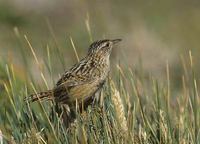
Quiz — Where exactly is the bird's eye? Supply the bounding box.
[105,43,110,47]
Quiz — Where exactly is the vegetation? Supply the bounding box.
[0,1,200,143]
[0,29,199,143]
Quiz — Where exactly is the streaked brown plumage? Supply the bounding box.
[26,39,121,108]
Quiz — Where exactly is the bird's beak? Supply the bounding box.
[112,39,122,44]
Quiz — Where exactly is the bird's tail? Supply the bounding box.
[25,90,53,103]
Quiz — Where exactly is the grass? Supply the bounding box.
[0,27,199,144]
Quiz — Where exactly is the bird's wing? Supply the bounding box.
[56,71,95,87]
[56,58,89,86]
[53,76,98,104]
[56,76,96,89]
[56,70,76,86]
[54,58,103,104]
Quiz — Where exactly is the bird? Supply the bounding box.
[26,39,122,110]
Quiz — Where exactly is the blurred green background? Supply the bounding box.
[0,0,200,86]
[0,1,200,143]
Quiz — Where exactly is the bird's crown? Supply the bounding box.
[88,39,122,56]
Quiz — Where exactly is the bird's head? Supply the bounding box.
[87,39,122,58]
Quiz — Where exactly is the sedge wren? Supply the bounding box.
[26,39,122,108]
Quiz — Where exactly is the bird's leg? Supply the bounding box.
[59,104,76,129]
[92,89,101,107]
[92,92,98,106]
[92,80,105,107]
